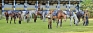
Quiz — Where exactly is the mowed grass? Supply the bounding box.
[0,18,93,33]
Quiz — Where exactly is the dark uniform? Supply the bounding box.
[83,11,89,26]
[85,14,89,26]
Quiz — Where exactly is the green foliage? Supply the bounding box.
[81,0,93,18]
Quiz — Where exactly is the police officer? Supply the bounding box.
[46,10,53,29]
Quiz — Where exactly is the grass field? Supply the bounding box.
[0,18,93,33]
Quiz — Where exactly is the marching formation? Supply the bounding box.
[1,0,89,29]
[3,9,89,29]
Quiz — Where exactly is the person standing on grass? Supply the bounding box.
[26,12,30,23]
[46,10,53,29]
[83,10,89,26]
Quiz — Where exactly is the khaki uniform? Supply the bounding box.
[46,12,53,29]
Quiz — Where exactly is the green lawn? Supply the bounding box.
[0,18,93,33]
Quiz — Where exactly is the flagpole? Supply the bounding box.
[13,0,15,11]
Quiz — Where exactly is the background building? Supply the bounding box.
[0,0,82,14]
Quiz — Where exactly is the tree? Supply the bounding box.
[81,0,93,18]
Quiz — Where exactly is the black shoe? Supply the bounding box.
[48,25,50,29]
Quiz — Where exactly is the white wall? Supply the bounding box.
[4,4,76,10]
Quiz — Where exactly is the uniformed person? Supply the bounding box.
[46,10,53,29]
[83,9,89,26]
